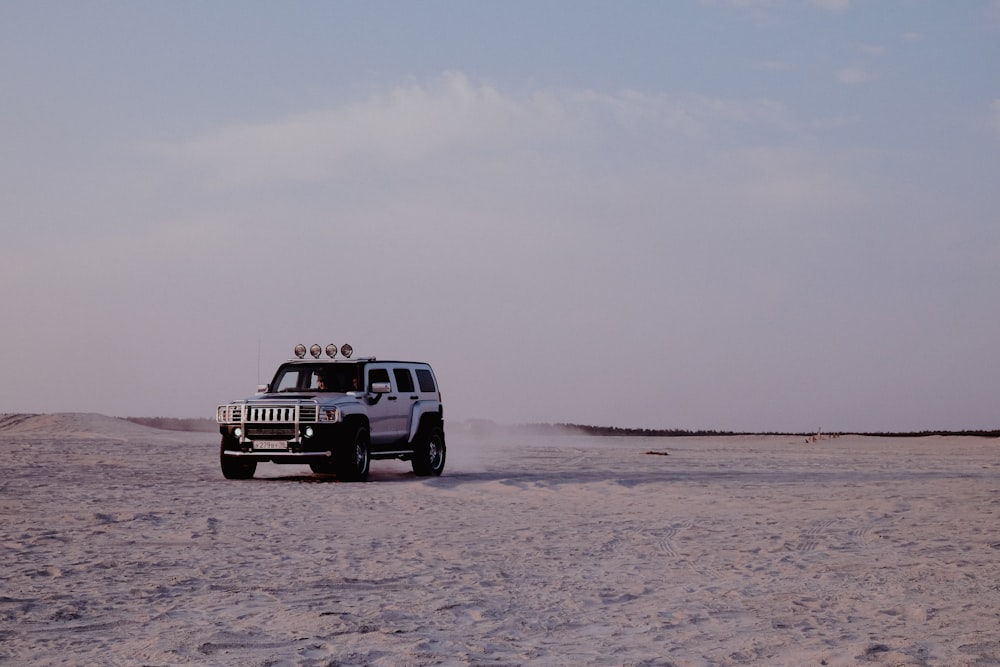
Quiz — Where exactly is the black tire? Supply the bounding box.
[336,425,370,482]
[309,461,336,475]
[220,438,256,480]
[412,426,446,477]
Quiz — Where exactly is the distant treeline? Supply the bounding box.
[124,417,217,432]
[473,421,1000,438]
[555,424,1000,438]
[854,429,1000,438]
[514,423,749,437]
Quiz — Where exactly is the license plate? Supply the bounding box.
[253,441,289,450]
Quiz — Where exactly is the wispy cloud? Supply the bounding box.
[700,0,852,9]
[148,73,800,192]
[810,0,853,10]
[836,67,872,84]
[698,0,777,8]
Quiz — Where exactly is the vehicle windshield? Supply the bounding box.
[271,364,361,393]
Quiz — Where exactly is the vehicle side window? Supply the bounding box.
[368,367,390,390]
[415,369,436,393]
[393,368,415,393]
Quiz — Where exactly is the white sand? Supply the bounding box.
[2,414,999,666]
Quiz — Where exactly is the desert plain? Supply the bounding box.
[1,413,999,666]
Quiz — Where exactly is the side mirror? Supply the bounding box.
[256,384,269,394]
[370,382,392,394]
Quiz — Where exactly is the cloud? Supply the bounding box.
[698,0,777,8]
[148,74,565,188]
[700,0,851,18]
[148,73,800,194]
[700,0,854,10]
[836,67,872,84]
[137,74,881,271]
[810,0,852,10]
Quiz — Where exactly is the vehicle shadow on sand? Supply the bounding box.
[256,468,427,484]
[252,467,975,487]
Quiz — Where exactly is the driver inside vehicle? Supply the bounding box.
[314,370,358,393]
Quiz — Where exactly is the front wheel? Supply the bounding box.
[336,425,370,482]
[309,461,336,475]
[220,438,256,480]
[412,426,446,477]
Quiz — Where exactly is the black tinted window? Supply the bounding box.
[393,368,415,393]
[415,369,436,393]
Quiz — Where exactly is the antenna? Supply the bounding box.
[257,335,261,386]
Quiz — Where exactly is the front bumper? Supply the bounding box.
[219,419,349,458]
[221,448,333,458]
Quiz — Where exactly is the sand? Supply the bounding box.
[1,413,999,666]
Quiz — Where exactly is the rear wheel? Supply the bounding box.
[412,426,446,476]
[336,426,370,482]
[220,438,256,480]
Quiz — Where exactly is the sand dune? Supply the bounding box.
[0,412,184,440]
[2,415,999,665]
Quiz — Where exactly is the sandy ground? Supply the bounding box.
[1,413,999,666]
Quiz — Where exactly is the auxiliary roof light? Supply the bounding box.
[295,342,353,359]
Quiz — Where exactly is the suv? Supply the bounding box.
[216,344,445,481]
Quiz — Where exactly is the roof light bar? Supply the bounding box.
[294,342,355,359]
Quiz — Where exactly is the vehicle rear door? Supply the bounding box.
[392,366,419,437]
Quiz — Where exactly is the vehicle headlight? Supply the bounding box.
[322,408,340,422]
[233,427,243,439]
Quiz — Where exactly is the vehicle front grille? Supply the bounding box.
[245,406,297,423]
[217,401,319,424]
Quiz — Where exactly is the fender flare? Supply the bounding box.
[407,402,443,443]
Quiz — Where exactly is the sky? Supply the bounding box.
[2,1,999,433]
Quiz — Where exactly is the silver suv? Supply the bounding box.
[216,344,445,481]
